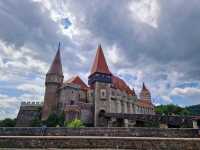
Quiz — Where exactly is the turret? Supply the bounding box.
[41,43,64,120]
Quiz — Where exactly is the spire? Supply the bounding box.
[90,44,111,75]
[142,82,147,90]
[47,42,63,75]
[140,82,151,101]
[132,88,136,96]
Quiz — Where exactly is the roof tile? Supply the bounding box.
[47,43,63,75]
[65,76,88,90]
[90,45,111,75]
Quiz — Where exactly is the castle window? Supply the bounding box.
[100,89,106,99]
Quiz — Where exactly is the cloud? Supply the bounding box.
[171,87,200,97]
[0,0,200,119]
[0,93,43,119]
[129,0,160,28]
[170,87,200,106]
[17,83,43,95]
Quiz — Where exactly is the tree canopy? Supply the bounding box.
[44,112,65,127]
[155,104,191,116]
[0,118,16,127]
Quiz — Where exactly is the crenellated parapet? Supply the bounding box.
[21,101,43,107]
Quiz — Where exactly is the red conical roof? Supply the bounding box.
[47,43,63,75]
[90,45,111,75]
[66,76,88,90]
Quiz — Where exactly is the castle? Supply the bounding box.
[16,43,155,127]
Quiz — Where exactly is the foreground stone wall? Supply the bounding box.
[0,127,199,138]
[0,136,200,149]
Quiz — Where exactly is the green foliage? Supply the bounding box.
[31,118,42,127]
[44,112,65,127]
[58,112,65,126]
[186,104,200,115]
[155,104,191,116]
[64,119,85,128]
[0,118,16,127]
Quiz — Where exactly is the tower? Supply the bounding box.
[41,43,64,120]
[88,45,112,126]
[140,83,151,101]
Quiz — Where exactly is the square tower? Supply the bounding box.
[88,45,112,126]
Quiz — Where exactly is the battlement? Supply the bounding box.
[21,101,43,107]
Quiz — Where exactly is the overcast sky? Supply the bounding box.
[0,0,200,119]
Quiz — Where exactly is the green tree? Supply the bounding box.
[179,109,191,116]
[31,118,42,127]
[44,112,65,127]
[64,119,85,128]
[186,104,200,115]
[155,104,191,116]
[57,112,65,126]
[0,118,16,127]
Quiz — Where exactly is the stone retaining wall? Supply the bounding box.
[0,127,199,137]
[0,136,200,149]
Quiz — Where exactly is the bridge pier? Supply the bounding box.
[124,119,129,127]
[108,118,115,127]
[193,120,198,129]
[159,123,168,129]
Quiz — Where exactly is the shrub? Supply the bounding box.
[44,112,65,127]
[31,118,42,127]
[64,119,85,128]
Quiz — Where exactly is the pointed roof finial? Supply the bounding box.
[47,42,63,75]
[132,88,136,96]
[58,42,61,50]
[90,44,111,75]
[142,82,147,90]
[98,43,102,49]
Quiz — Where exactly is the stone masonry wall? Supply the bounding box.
[0,127,199,138]
[16,105,41,127]
[0,136,200,149]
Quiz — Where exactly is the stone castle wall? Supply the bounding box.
[0,127,199,138]
[16,102,42,127]
[0,136,200,149]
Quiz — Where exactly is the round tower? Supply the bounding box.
[41,43,64,120]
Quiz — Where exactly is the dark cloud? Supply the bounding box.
[0,0,200,120]
[64,0,200,81]
[0,0,74,61]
